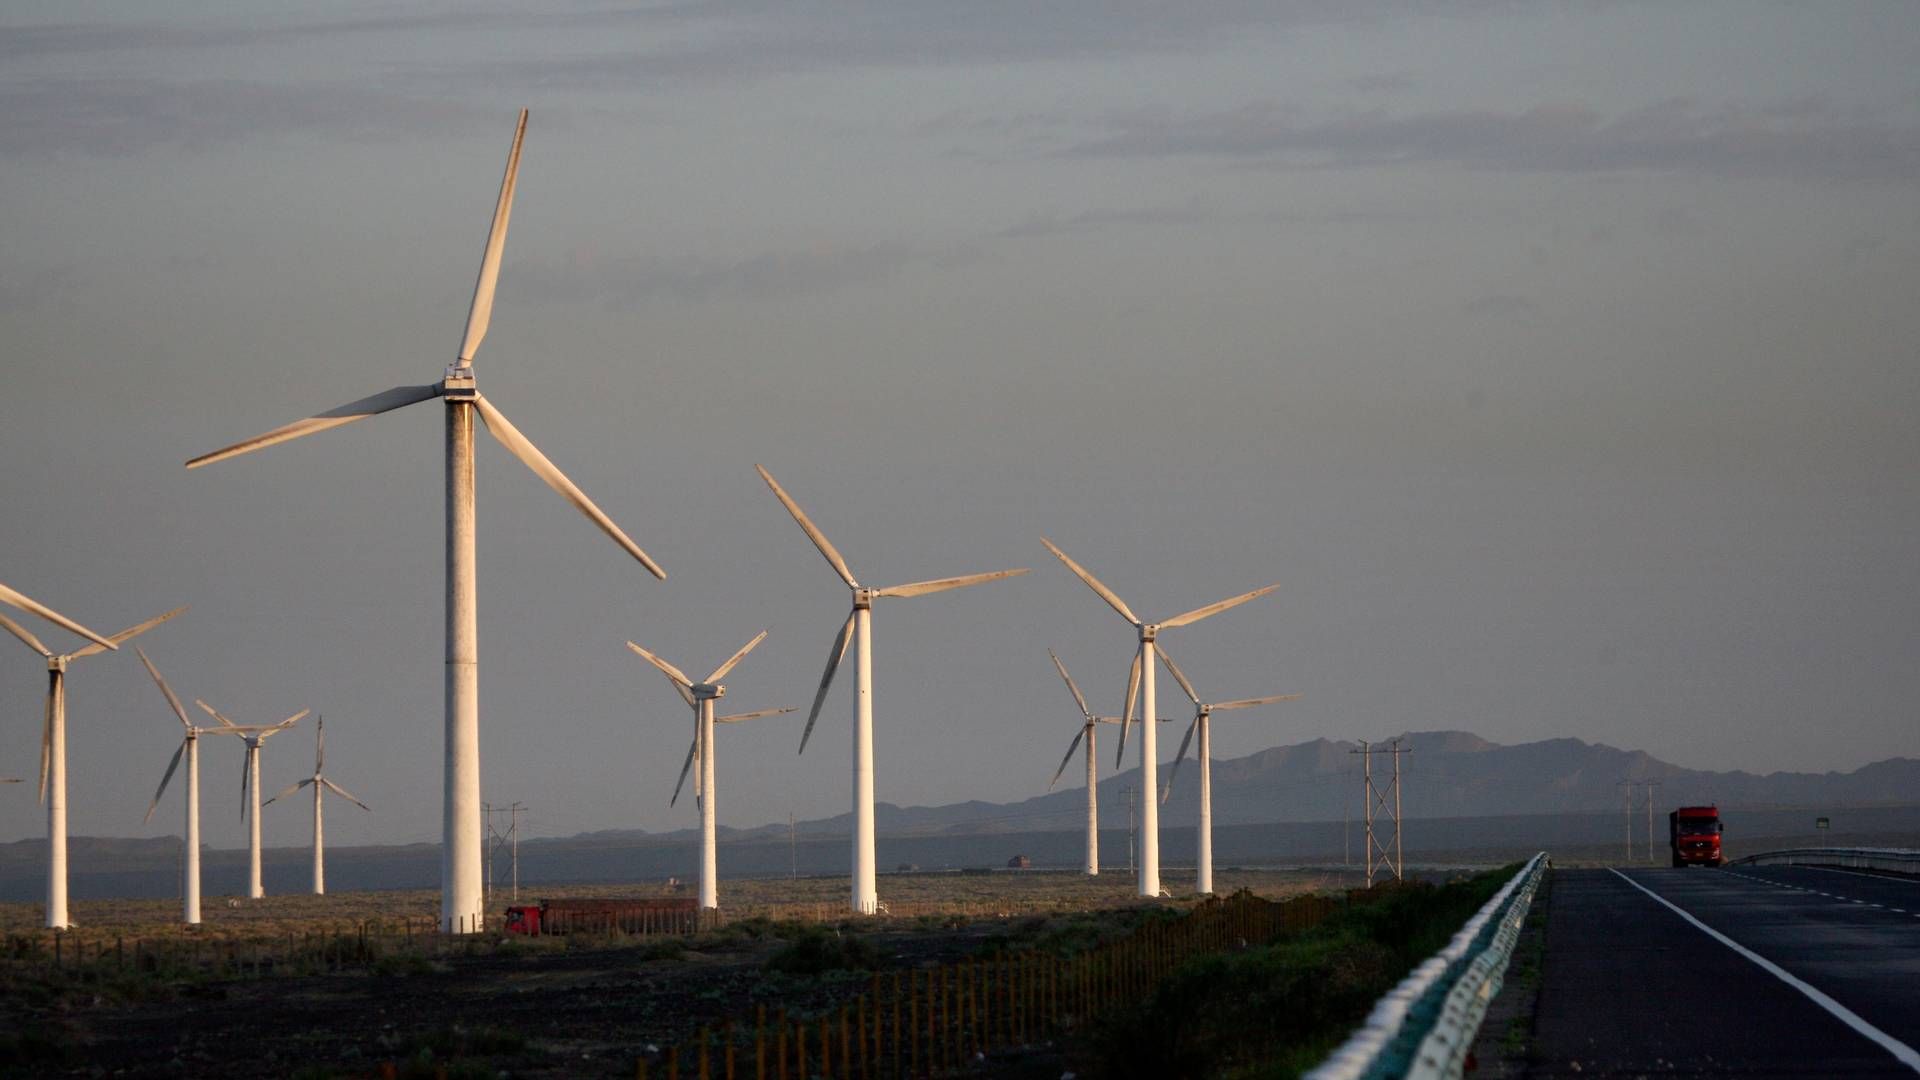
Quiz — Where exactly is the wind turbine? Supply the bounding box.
[1043,649,1147,877]
[184,110,664,932]
[265,716,370,896]
[136,647,257,925]
[0,603,185,928]
[1153,645,1299,896]
[756,465,1029,914]
[1039,537,1276,898]
[625,631,793,911]
[197,700,306,900]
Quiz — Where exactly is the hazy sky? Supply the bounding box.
[3,1,1917,853]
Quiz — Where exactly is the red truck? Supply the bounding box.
[504,897,700,936]
[1669,806,1724,867]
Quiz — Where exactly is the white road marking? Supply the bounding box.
[1611,869,1920,1074]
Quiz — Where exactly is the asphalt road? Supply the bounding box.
[1527,866,1920,1077]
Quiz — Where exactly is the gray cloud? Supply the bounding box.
[1462,294,1536,320]
[0,79,495,157]
[1068,99,1920,183]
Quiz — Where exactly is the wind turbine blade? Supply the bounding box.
[185,384,441,469]
[670,734,697,807]
[144,739,187,824]
[1048,649,1093,722]
[1116,648,1141,769]
[1155,645,1202,707]
[705,629,769,685]
[456,108,528,364]
[320,777,371,812]
[1160,584,1279,629]
[68,605,188,660]
[798,612,856,755]
[0,583,116,650]
[872,568,1029,599]
[474,394,666,579]
[266,709,310,734]
[1048,728,1085,790]
[625,641,694,689]
[1212,693,1303,711]
[136,647,194,730]
[1038,538,1139,625]
[315,716,324,772]
[0,610,53,658]
[754,466,859,588]
[716,707,795,724]
[239,750,250,820]
[264,778,310,807]
[1161,718,1198,805]
[195,700,239,728]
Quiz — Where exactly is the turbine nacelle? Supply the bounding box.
[691,682,725,701]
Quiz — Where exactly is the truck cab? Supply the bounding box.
[1670,806,1723,867]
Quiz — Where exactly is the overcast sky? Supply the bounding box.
[2,1,1917,853]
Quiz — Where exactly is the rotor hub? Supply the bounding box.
[1139,624,1159,643]
[853,587,875,609]
[442,367,477,400]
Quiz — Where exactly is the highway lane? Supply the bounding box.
[1527,868,1920,1077]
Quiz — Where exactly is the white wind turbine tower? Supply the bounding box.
[265,716,371,896]
[0,602,185,929]
[1153,645,1299,896]
[1039,537,1276,899]
[198,699,306,900]
[136,647,257,925]
[757,466,1029,915]
[625,631,793,911]
[1043,649,1149,877]
[185,111,664,932]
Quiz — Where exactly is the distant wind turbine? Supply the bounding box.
[136,647,257,925]
[1040,537,1276,898]
[198,700,306,900]
[0,603,185,928]
[1153,645,1299,895]
[626,631,793,910]
[184,110,664,932]
[265,716,371,896]
[1044,649,1153,877]
[757,465,1028,914]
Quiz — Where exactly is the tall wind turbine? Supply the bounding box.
[1043,649,1146,877]
[265,716,371,896]
[198,700,305,900]
[0,603,185,928]
[1154,645,1299,896]
[136,647,256,925]
[185,110,664,932]
[757,466,1028,914]
[1039,537,1275,898]
[625,631,792,911]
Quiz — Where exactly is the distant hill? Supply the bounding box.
[5,730,1915,901]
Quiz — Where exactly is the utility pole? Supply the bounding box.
[1617,780,1637,863]
[1643,780,1660,866]
[1352,740,1411,887]
[483,802,526,910]
[789,812,796,879]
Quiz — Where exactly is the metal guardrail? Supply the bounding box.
[1305,852,1549,1080]
[1730,847,1920,874]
